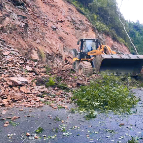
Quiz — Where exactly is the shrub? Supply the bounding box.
[72,73,138,114]
[97,21,109,33]
[45,77,55,87]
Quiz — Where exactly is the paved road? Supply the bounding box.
[0,89,143,143]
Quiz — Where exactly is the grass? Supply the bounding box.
[56,76,62,82]
[31,79,36,83]
[105,129,115,134]
[72,73,138,116]
[48,135,57,139]
[24,69,28,74]
[43,101,51,105]
[84,110,98,120]
[57,82,69,91]
[121,75,143,89]
[53,128,59,133]
[59,124,66,132]
[44,76,70,92]
[70,108,76,113]
[57,105,65,109]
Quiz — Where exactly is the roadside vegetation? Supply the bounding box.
[72,73,139,118]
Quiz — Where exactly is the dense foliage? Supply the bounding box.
[66,0,130,46]
[128,21,143,54]
[72,74,138,114]
[66,0,143,54]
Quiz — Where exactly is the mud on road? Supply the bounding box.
[0,88,143,143]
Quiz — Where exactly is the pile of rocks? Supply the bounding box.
[0,41,93,109]
[0,40,46,107]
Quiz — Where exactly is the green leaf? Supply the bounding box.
[35,127,44,134]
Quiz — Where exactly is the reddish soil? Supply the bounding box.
[0,0,130,60]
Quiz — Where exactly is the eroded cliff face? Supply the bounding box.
[0,0,130,66]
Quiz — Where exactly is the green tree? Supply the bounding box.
[67,0,143,54]
[77,0,93,7]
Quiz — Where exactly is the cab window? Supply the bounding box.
[83,40,96,52]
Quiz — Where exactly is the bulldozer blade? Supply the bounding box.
[94,55,143,75]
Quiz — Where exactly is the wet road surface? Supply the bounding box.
[0,89,143,143]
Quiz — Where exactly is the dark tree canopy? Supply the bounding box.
[77,0,93,7]
[128,21,143,54]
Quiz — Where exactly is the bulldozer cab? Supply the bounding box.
[77,39,100,59]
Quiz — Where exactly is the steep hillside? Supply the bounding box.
[0,0,130,67]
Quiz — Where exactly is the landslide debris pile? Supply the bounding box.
[0,40,45,107]
[0,40,92,108]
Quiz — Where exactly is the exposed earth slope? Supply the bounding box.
[0,0,130,63]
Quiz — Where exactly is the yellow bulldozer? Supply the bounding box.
[72,39,143,75]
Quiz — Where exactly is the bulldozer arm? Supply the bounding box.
[87,45,116,56]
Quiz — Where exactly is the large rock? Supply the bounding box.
[8,77,28,86]
[10,93,23,101]
[31,50,39,61]
[20,86,31,94]
[62,64,72,71]
[26,66,33,72]
[2,51,10,56]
